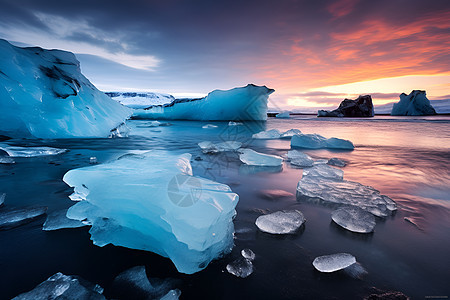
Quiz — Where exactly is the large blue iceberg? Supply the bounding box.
[391,90,437,116]
[0,39,132,138]
[132,84,274,121]
[63,151,239,274]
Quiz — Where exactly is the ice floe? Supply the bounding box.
[241,248,256,261]
[238,149,283,167]
[291,134,354,150]
[286,150,314,167]
[0,145,67,157]
[198,141,242,153]
[252,129,281,139]
[0,206,47,229]
[312,253,356,273]
[331,207,376,233]
[255,210,305,234]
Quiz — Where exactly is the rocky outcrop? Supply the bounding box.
[318,95,374,117]
[391,90,437,116]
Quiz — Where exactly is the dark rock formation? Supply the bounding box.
[318,95,374,117]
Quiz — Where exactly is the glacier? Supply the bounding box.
[0,39,132,139]
[391,90,437,116]
[291,133,354,150]
[63,151,239,274]
[132,84,274,121]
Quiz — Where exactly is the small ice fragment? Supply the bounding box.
[12,272,105,300]
[312,253,356,273]
[327,158,347,167]
[241,248,256,261]
[148,120,161,127]
[331,207,376,233]
[291,134,354,150]
[202,124,218,129]
[255,210,305,234]
[0,156,15,164]
[0,146,67,157]
[280,129,301,139]
[326,137,354,150]
[275,112,290,118]
[198,141,242,153]
[89,157,98,164]
[287,150,314,167]
[252,129,281,139]
[403,217,424,231]
[0,206,47,230]
[239,149,283,167]
[109,123,130,138]
[303,164,344,180]
[226,257,254,278]
[42,209,87,231]
[228,121,243,126]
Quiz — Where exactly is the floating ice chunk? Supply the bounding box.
[252,129,281,139]
[226,257,254,278]
[255,210,305,234]
[12,272,105,300]
[160,289,182,300]
[312,253,356,273]
[286,150,314,167]
[0,39,132,139]
[229,121,243,126]
[280,129,302,139]
[112,266,179,300]
[241,248,256,261]
[291,134,354,150]
[63,151,238,274]
[89,157,98,164]
[331,207,376,233]
[0,193,5,206]
[133,84,274,121]
[42,209,87,231]
[202,124,218,129]
[391,90,437,116]
[0,206,47,229]
[297,166,396,217]
[108,123,130,138]
[0,145,67,157]
[0,156,15,164]
[327,158,347,167]
[276,112,290,118]
[198,141,242,153]
[303,164,344,180]
[239,149,283,167]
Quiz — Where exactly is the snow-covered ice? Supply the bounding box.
[291,134,354,150]
[297,165,397,217]
[226,257,254,278]
[42,209,87,231]
[286,150,314,167]
[391,90,437,116]
[198,141,242,153]
[12,272,105,300]
[0,145,67,157]
[238,149,283,167]
[106,91,175,109]
[112,266,180,300]
[331,207,376,233]
[255,210,305,234]
[252,129,281,139]
[327,158,347,167]
[0,206,47,229]
[132,84,274,121]
[312,253,356,273]
[241,248,256,261]
[0,39,132,138]
[63,151,238,274]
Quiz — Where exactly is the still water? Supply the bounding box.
[0,116,449,299]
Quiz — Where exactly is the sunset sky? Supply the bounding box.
[0,0,449,111]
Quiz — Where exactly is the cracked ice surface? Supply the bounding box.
[63,151,238,274]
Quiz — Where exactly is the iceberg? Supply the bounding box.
[391,90,437,116]
[0,39,132,138]
[252,129,281,139]
[0,145,67,157]
[132,84,274,121]
[112,266,180,300]
[291,134,354,150]
[0,206,47,229]
[255,210,305,234]
[286,150,314,167]
[106,91,175,109]
[238,149,283,167]
[12,272,105,300]
[318,95,374,117]
[297,165,397,217]
[42,209,87,231]
[312,253,356,273]
[63,151,238,274]
[198,141,242,153]
[331,207,376,233]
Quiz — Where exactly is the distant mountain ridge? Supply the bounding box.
[105,91,175,109]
